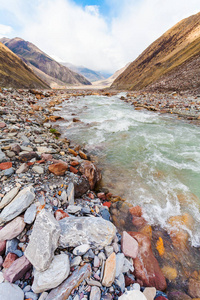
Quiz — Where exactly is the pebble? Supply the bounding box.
[89,286,101,300]
[119,290,147,300]
[32,165,44,174]
[73,244,91,256]
[102,252,116,287]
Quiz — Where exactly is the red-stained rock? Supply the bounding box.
[0,162,12,170]
[54,209,69,221]
[0,240,6,255]
[128,232,167,291]
[3,255,32,283]
[69,166,78,174]
[129,205,142,217]
[41,153,53,161]
[10,144,21,154]
[70,161,79,167]
[132,215,147,228]
[103,202,111,208]
[156,297,168,300]
[0,122,6,128]
[79,161,101,190]
[3,253,18,268]
[121,231,139,259]
[49,161,68,176]
[125,275,135,287]
[98,193,106,200]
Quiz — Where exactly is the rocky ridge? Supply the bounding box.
[0,88,199,300]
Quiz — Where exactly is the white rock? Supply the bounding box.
[115,253,125,277]
[0,282,24,300]
[32,254,70,293]
[71,256,82,267]
[122,257,134,273]
[0,217,25,241]
[61,190,67,203]
[24,204,37,224]
[89,286,101,300]
[38,292,48,300]
[133,283,141,290]
[67,182,74,205]
[0,186,35,225]
[119,290,147,300]
[25,209,60,271]
[32,166,44,174]
[59,217,116,249]
[0,272,4,283]
[0,186,20,209]
[73,244,90,256]
[37,147,56,154]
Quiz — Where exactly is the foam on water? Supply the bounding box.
[59,94,200,247]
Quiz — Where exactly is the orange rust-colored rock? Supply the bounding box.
[49,161,68,176]
[79,150,87,160]
[68,148,78,157]
[156,237,165,256]
[128,232,167,291]
[102,252,116,287]
[70,161,79,167]
[0,162,12,170]
[69,166,78,174]
[79,160,101,190]
[140,225,152,240]
[129,205,142,217]
[161,266,178,281]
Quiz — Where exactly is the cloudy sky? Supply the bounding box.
[0,0,199,73]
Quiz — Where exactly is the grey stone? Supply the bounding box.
[89,286,101,300]
[87,279,102,288]
[67,205,82,214]
[98,252,106,261]
[38,292,48,300]
[24,204,37,224]
[115,253,125,278]
[105,246,113,258]
[25,292,38,300]
[61,190,67,203]
[4,168,14,177]
[122,257,134,273]
[32,254,70,293]
[0,186,20,209]
[6,239,18,255]
[59,217,116,249]
[0,186,35,225]
[67,182,74,205]
[115,273,125,293]
[16,163,29,174]
[71,256,82,267]
[0,149,6,163]
[25,209,60,271]
[32,166,44,174]
[0,282,24,300]
[73,244,90,256]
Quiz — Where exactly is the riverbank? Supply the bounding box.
[0,88,200,300]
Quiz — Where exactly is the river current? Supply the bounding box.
[57,93,200,248]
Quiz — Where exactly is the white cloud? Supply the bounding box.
[0,0,199,72]
[0,24,13,38]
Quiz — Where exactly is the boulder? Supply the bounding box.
[25,209,60,271]
[0,282,24,300]
[45,264,92,300]
[79,160,101,190]
[128,232,167,291]
[0,217,25,241]
[59,217,116,249]
[32,254,70,293]
[3,255,32,283]
[0,186,35,225]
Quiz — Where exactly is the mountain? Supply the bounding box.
[62,63,106,82]
[0,42,49,89]
[0,37,91,87]
[112,12,200,93]
[92,63,130,88]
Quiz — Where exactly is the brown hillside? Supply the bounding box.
[0,42,49,89]
[112,12,200,93]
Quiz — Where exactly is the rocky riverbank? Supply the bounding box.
[0,88,200,300]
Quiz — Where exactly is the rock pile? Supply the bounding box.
[0,88,173,299]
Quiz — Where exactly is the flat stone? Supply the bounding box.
[0,282,24,300]
[24,204,37,224]
[49,161,68,176]
[59,217,116,249]
[3,255,32,283]
[122,257,134,273]
[89,286,101,300]
[115,253,125,277]
[102,252,116,287]
[16,163,29,174]
[4,168,14,177]
[45,263,92,300]
[121,231,139,259]
[37,147,55,154]
[67,182,74,205]
[32,254,70,293]
[0,162,12,170]
[0,150,6,163]
[25,209,60,271]
[0,186,20,209]
[0,186,35,225]
[73,244,90,256]
[71,256,82,267]
[143,287,157,300]
[32,165,44,174]
[115,273,125,292]
[119,290,147,300]
[60,190,67,203]
[67,205,82,214]
[0,217,25,241]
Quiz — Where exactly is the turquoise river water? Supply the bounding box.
[57,93,200,248]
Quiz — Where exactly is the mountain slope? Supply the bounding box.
[0,38,91,87]
[62,63,106,82]
[112,12,200,92]
[0,42,49,89]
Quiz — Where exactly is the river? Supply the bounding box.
[56,93,200,249]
